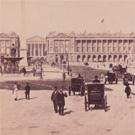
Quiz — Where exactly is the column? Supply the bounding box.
[81,40,83,52]
[41,44,43,56]
[34,44,36,57]
[95,40,97,52]
[30,44,32,57]
[38,44,40,57]
[101,40,103,53]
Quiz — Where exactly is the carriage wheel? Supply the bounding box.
[80,86,85,96]
[104,95,107,112]
[85,95,87,111]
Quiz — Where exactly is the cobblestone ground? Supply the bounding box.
[0,82,135,135]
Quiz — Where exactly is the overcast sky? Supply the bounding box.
[0,0,135,38]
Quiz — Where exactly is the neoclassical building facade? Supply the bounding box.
[26,36,48,65]
[46,33,135,66]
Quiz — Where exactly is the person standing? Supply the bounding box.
[51,86,59,113]
[32,67,36,77]
[125,83,131,98]
[22,67,26,76]
[62,72,66,82]
[24,82,31,100]
[12,82,19,101]
[57,87,67,115]
[0,66,3,76]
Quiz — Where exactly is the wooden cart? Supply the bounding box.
[84,82,107,112]
[69,78,85,96]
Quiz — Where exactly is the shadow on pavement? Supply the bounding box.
[18,97,38,101]
[105,87,113,91]
[64,110,74,115]
[89,105,110,112]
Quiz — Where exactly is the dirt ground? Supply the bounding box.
[0,83,135,135]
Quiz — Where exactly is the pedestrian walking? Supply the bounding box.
[24,82,31,100]
[12,82,19,101]
[57,87,67,115]
[125,83,131,98]
[51,86,59,113]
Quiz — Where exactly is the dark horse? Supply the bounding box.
[112,64,127,75]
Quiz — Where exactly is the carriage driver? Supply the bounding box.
[93,75,100,83]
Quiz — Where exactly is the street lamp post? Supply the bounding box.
[65,48,70,74]
[40,61,43,79]
[67,53,70,74]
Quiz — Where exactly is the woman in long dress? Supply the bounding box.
[12,82,19,101]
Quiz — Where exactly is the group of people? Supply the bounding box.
[12,82,31,101]
[51,86,67,115]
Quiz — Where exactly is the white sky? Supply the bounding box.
[0,0,135,37]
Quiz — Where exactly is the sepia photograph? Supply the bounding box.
[0,0,135,135]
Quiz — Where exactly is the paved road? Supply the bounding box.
[0,83,135,135]
[0,71,71,82]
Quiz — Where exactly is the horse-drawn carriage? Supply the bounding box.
[105,72,118,84]
[69,78,85,96]
[84,82,107,112]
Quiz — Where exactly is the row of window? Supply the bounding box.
[75,43,132,53]
[76,40,134,44]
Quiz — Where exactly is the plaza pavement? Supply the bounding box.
[0,71,71,82]
[0,82,135,135]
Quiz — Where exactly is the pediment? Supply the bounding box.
[27,36,45,42]
[0,33,9,38]
[55,33,71,38]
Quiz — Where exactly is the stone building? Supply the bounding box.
[26,36,47,65]
[0,32,21,72]
[46,33,135,66]
[0,32,20,58]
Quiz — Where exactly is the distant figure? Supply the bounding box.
[100,73,104,81]
[21,67,26,76]
[69,69,72,77]
[32,67,36,77]
[24,82,31,100]
[123,73,128,86]
[12,82,19,101]
[93,75,100,83]
[51,86,59,113]
[63,72,66,82]
[125,83,131,98]
[57,87,67,115]
[0,66,3,76]
[78,73,83,79]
